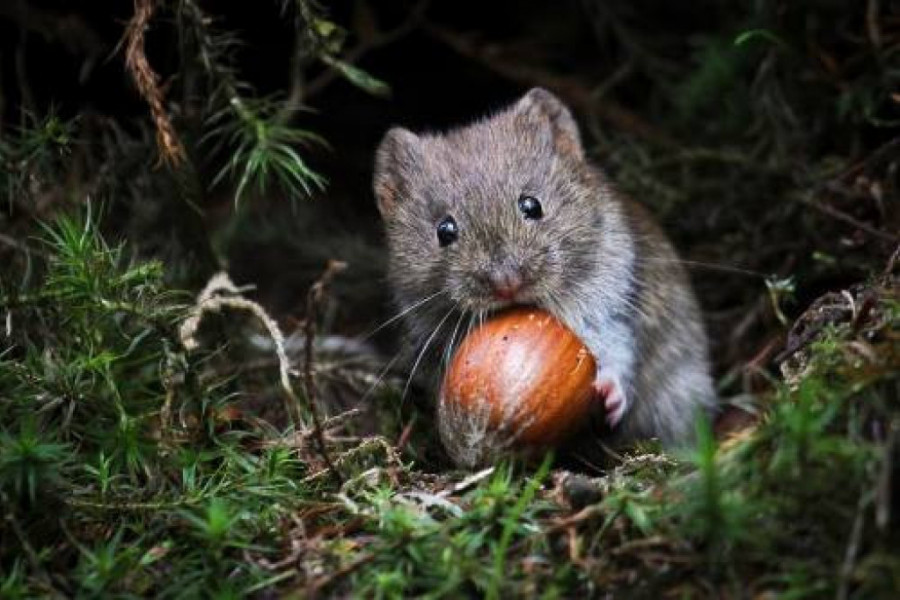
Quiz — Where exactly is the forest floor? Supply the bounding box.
[0,213,896,598]
[1,1,899,597]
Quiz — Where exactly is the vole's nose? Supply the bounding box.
[488,270,524,301]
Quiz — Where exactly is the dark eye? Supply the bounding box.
[518,195,543,220]
[436,215,459,247]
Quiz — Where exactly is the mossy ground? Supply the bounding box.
[1,214,897,598]
[1,1,899,597]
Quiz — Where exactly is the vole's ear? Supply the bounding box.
[373,127,420,215]
[513,88,584,161]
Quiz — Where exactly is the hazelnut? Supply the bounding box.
[438,308,597,466]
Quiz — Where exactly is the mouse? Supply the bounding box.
[372,87,716,463]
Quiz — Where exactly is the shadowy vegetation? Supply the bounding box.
[1,0,898,597]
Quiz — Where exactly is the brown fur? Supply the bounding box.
[374,88,715,464]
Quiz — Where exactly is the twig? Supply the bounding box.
[834,136,900,183]
[299,436,399,486]
[303,260,348,485]
[837,492,870,600]
[436,466,496,498]
[0,489,56,593]
[178,272,302,430]
[179,0,249,122]
[797,194,898,243]
[303,550,378,596]
[274,0,314,126]
[122,0,186,165]
[866,0,882,48]
[304,1,431,99]
[875,420,896,532]
[0,232,48,258]
[422,22,673,146]
[542,505,602,537]
[395,418,415,452]
[65,495,201,511]
[884,243,900,277]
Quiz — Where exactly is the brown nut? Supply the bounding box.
[438,307,597,465]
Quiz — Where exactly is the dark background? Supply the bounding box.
[2,0,897,393]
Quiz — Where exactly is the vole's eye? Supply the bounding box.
[518,195,543,220]
[436,215,459,247]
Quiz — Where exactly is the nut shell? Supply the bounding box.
[438,307,597,465]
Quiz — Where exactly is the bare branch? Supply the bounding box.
[303,260,349,485]
[123,0,186,166]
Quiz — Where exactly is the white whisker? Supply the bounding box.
[401,305,456,405]
[636,257,766,279]
[442,309,467,368]
[357,352,403,405]
[358,289,447,343]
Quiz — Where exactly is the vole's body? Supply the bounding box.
[374,88,714,463]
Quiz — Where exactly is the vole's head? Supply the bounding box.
[374,88,612,318]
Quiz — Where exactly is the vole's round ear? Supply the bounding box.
[514,88,584,161]
[373,127,420,215]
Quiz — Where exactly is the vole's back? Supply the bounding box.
[609,198,715,445]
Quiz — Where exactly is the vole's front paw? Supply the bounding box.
[592,374,628,428]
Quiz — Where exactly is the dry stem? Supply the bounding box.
[303,260,348,484]
[123,0,186,165]
[178,272,301,429]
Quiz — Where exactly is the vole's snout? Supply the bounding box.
[490,270,523,301]
[477,265,529,302]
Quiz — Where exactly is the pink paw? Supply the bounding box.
[592,377,628,429]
